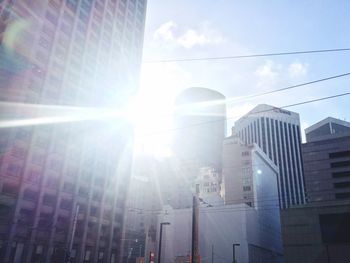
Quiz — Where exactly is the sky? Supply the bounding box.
[135,0,350,153]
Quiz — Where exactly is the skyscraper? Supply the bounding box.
[173,87,226,173]
[169,87,226,208]
[0,0,147,262]
[234,104,306,209]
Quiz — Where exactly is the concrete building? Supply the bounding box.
[281,201,350,263]
[303,118,350,202]
[234,104,306,208]
[281,117,350,263]
[156,134,283,262]
[222,134,280,209]
[0,0,147,262]
[157,202,283,263]
[195,167,223,205]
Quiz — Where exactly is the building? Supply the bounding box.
[303,118,350,203]
[157,202,283,263]
[195,167,223,205]
[122,156,162,263]
[281,201,350,263]
[282,117,350,263]
[222,134,280,209]
[234,104,306,208]
[167,88,226,209]
[305,117,350,143]
[0,0,147,262]
[156,132,283,262]
[173,87,226,174]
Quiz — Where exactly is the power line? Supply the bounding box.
[143,48,350,63]
[142,91,350,136]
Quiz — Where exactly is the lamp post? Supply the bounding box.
[232,243,240,263]
[157,222,170,263]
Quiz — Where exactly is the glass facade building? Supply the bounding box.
[234,104,306,209]
[0,0,147,262]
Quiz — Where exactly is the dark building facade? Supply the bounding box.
[0,0,147,262]
[282,201,350,263]
[302,118,350,203]
[282,117,350,263]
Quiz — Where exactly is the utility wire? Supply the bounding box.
[143,91,350,136]
[143,48,350,63]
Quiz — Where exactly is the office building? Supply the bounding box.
[302,117,350,202]
[0,0,147,262]
[234,104,306,208]
[282,117,350,263]
[222,134,279,209]
[305,117,350,142]
[173,87,226,174]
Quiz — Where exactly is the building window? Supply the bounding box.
[332,171,350,178]
[241,151,249,156]
[243,186,251,191]
[334,182,350,189]
[329,151,350,159]
[331,160,350,168]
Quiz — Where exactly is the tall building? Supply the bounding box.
[234,104,306,209]
[222,134,279,209]
[173,87,226,174]
[0,0,147,262]
[302,117,350,202]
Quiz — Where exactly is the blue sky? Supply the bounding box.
[136,0,350,150]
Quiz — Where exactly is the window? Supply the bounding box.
[335,192,350,199]
[329,151,350,159]
[63,182,74,193]
[60,199,72,210]
[333,171,350,178]
[334,182,350,189]
[27,169,42,183]
[90,206,99,217]
[43,194,56,206]
[331,161,350,168]
[23,189,39,201]
[46,177,59,189]
[6,163,21,176]
[243,186,251,191]
[2,183,19,196]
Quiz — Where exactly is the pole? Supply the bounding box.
[66,204,79,262]
[157,222,170,263]
[232,244,240,263]
[191,195,196,263]
[191,189,199,263]
[211,245,214,263]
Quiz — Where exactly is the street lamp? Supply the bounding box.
[232,243,240,263]
[157,222,170,263]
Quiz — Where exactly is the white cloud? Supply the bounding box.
[288,62,308,78]
[153,21,177,42]
[255,60,281,88]
[152,21,225,49]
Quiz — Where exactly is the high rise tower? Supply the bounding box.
[234,104,306,209]
[0,0,147,262]
[173,87,226,174]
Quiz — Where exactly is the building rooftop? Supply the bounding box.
[305,117,350,142]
